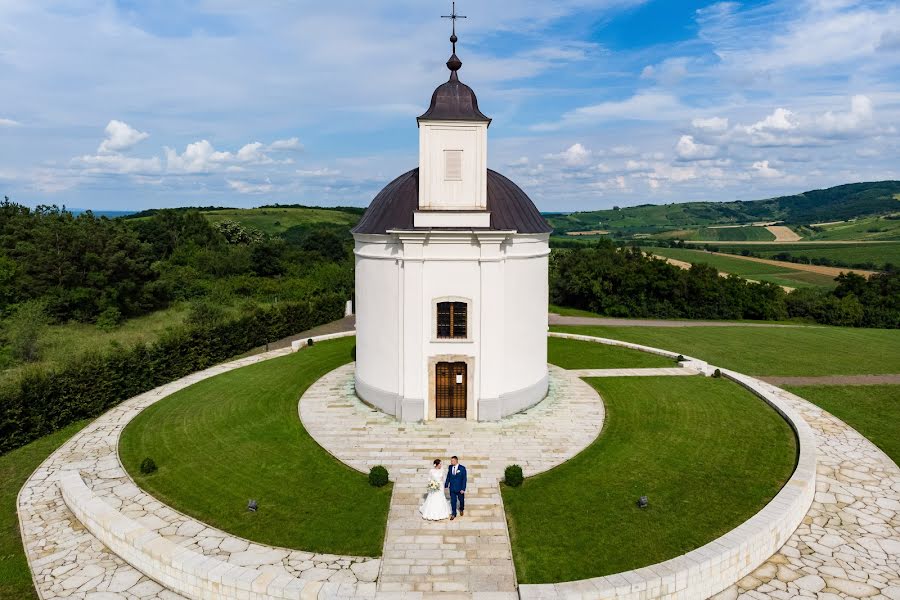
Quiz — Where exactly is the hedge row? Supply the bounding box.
[0,294,345,455]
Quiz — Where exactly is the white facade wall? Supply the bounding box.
[354,231,549,421]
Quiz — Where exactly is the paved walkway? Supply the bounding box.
[18,348,379,600]
[299,364,605,596]
[711,380,900,600]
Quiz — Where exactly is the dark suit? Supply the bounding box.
[444,464,467,516]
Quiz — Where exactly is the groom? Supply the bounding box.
[444,456,467,520]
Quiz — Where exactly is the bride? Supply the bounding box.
[419,459,452,521]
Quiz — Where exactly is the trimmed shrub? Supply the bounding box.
[139,457,158,475]
[676,355,685,362]
[0,294,345,455]
[368,465,389,487]
[713,368,722,378]
[504,464,524,487]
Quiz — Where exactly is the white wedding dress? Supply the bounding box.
[419,468,452,521]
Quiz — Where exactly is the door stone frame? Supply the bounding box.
[427,355,475,421]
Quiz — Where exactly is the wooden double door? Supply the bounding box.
[435,362,467,419]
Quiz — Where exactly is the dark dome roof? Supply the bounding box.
[418,69,491,123]
[352,168,552,235]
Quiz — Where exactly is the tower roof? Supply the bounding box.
[417,3,490,124]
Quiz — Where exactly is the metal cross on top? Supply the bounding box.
[442,1,467,52]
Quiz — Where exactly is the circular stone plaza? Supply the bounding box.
[16,328,900,600]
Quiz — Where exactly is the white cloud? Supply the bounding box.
[639,57,690,85]
[545,143,593,167]
[98,120,150,153]
[297,167,341,177]
[0,118,21,127]
[227,178,274,194]
[675,135,717,160]
[268,137,303,151]
[165,140,232,173]
[814,94,873,135]
[533,93,685,131]
[75,153,162,175]
[692,116,729,133]
[751,160,782,178]
[745,108,798,134]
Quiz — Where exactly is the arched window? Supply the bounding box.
[436,301,467,339]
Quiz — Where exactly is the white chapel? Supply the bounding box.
[351,24,551,422]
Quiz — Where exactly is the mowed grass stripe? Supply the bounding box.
[502,376,797,583]
[552,325,900,377]
[120,337,391,556]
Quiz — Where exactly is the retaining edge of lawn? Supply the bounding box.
[520,333,817,600]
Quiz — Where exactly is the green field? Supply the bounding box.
[202,207,361,236]
[503,376,796,583]
[713,242,900,270]
[120,337,391,556]
[689,226,776,242]
[551,325,900,376]
[807,216,900,241]
[547,336,674,369]
[0,420,88,600]
[646,247,838,289]
[786,385,900,464]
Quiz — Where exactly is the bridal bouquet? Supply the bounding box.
[427,480,441,492]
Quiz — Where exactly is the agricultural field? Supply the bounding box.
[805,216,900,241]
[201,206,362,236]
[714,242,900,270]
[646,247,838,289]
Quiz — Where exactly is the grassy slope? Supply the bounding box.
[0,421,88,600]
[119,337,391,556]
[786,385,900,464]
[202,207,360,236]
[690,227,777,242]
[547,337,674,369]
[648,247,838,289]
[503,376,796,583]
[552,325,900,376]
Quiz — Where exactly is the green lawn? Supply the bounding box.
[119,337,391,556]
[552,325,900,376]
[548,337,674,369]
[0,420,88,600]
[503,376,797,583]
[202,207,360,236]
[647,247,837,289]
[786,385,900,465]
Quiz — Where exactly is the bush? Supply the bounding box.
[368,465,389,487]
[5,300,47,363]
[713,368,722,378]
[139,457,158,474]
[0,294,345,455]
[95,307,124,331]
[504,464,524,487]
[676,355,685,362]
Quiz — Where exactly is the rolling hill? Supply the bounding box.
[548,181,900,236]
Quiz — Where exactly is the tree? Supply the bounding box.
[4,300,48,362]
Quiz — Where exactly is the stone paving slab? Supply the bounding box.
[299,364,605,596]
[17,348,379,600]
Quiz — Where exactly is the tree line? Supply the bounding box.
[550,241,899,328]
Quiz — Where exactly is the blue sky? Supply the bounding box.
[1,0,899,212]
